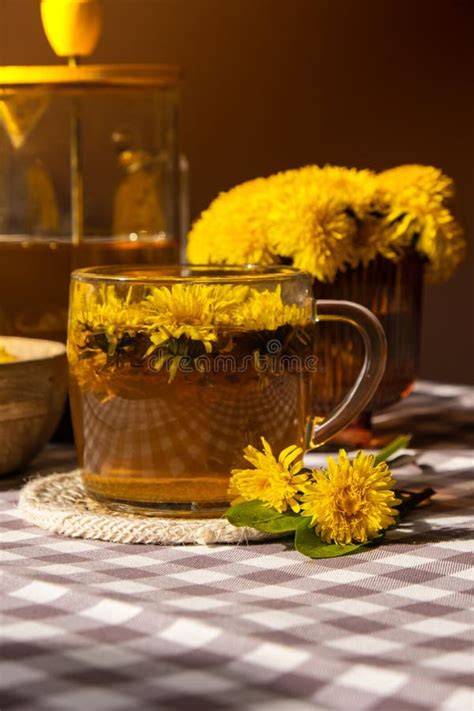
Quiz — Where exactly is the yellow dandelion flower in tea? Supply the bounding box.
[144,283,249,351]
[228,437,308,513]
[236,285,310,331]
[300,450,401,545]
[69,283,145,354]
[69,351,112,399]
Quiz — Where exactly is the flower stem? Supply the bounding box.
[374,434,411,465]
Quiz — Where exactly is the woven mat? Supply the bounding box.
[18,471,275,545]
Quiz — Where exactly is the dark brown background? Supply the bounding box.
[1,0,473,383]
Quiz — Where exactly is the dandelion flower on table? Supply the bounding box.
[300,449,401,545]
[228,437,308,513]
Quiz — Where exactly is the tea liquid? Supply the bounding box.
[69,330,312,516]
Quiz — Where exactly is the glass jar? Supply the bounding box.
[0,64,186,341]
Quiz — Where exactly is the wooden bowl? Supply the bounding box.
[0,336,67,475]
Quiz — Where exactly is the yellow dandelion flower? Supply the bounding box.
[378,164,454,205]
[279,165,391,269]
[236,285,310,331]
[69,351,111,399]
[228,437,308,513]
[144,283,249,351]
[300,450,401,545]
[265,166,358,282]
[187,177,279,266]
[0,345,16,363]
[188,165,383,282]
[187,163,463,284]
[376,164,465,281]
[315,166,392,266]
[187,166,367,282]
[416,208,466,282]
[318,165,382,217]
[69,283,145,356]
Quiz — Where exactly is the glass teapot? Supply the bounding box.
[0,0,187,341]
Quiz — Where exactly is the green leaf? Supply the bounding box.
[294,519,378,558]
[374,434,412,465]
[225,500,301,533]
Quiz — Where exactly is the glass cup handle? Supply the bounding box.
[308,299,388,448]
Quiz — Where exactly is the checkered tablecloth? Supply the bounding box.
[1,381,473,711]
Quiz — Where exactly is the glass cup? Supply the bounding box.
[67,265,387,517]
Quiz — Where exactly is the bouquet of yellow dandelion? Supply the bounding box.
[188,164,465,283]
[225,436,434,558]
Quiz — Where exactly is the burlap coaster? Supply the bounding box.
[18,471,275,545]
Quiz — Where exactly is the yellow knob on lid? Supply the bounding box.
[40,0,103,58]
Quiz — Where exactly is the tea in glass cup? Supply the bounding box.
[68,265,386,516]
